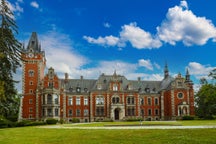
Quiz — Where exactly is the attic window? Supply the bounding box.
[69,87,73,92]
[103,79,107,83]
[145,88,150,93]
[84,88,88,92]
[76,87,81,93]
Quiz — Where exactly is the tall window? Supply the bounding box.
[47,94,52,104]
[113,84,118,91]
[47,108,52,116]
[155,109,159,115]
[140,98,144,105]
[28,70,34,77]
[76,97,80,105]
[68,109,73,116]
[68,97,73,105]
[148,109,152,116]
[147,97,151,105]
[55,108,59,116]
[96,107,104,116]
[155,98,158,105]
[127,107,135,116]
[127,96,135,105]
[84,109,89,116]
[96,96,104,105]
[141,109,144,116]
[84,97,88,105]
[54,94,58,104]
[76,109,80,116]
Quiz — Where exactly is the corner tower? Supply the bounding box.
[21,32,46,120]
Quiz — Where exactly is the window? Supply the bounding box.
[96,107,104,116]
[47,94,52,104]
[155,98,158,105]
[84,97,88,105]
[68,97,73,105]
[178,93,184,99]
[29,99,33,104]
[55,108,59,116]
[155,109,159,115]
[148,98,151,105]
[76,109,80,116]
[47,108,52,116]
[76,87,81,93]
[112,97,120,104]
[113,84,118,91]
[148,109,152,116]
[42,108,45,116]
[96,96,104,105]
[141,109,144,116]
[29,114,33,119]
[29,107,33,113]
[84,109,88,116]
[68,109,73,116]
[54,94,58,104]
[140,98,144,105]
[127,96,135,105]
[29,81,33,85]
[28,70,34,77]
[97,84,102,90]
[76,97,80,105]
[48,82,54,87]
[127,107,135,116]
[29,89,33,94]
[177,81,183,87]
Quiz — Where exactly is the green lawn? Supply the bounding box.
[0,120,216,144]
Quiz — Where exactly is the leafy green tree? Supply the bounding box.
[195,84,216,119]
[0,0,22,120]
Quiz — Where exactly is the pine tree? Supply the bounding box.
[0,0,22,120]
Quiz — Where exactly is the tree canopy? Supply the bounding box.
[195,68,216,119]
[0,0,22,120]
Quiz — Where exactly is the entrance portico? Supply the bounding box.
[111,104,125,120]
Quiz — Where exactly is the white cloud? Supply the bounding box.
[138,59,153,70]
[83,35,120,47]
[154,62,161,69]
[30,1,39,9]
[40,31,88,75]
[157,0,216,46]
[187,62,216,79]
[104,22,111,28]
[120,22,162,49]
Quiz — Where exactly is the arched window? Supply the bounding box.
[112,97,120,104]
[28,70,34,77]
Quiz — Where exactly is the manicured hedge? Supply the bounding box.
[46,118,58,124]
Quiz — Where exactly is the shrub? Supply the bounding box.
[71,118,80,123]
[16,120,32,127]
[46,118,58,124]
[0,118,9,128]
[124,117,143,122]
[182,116,195,120]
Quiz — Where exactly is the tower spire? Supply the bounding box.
[164,62,169,78]
[27,32,40,52]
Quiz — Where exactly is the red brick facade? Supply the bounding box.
[20,32,195,122]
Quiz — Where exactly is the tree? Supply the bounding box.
[0,0,22,120]
[195,84,216,119]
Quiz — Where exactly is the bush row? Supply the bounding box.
[0,118,59,129]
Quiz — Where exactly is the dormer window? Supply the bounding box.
[113,84,118,91]
[145,88,150,93]
[76,87,81,93]
[97,84,102,90]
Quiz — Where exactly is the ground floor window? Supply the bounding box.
[127,107,135,116]
[96,107,104,116]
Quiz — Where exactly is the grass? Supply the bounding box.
[0,120,216,144]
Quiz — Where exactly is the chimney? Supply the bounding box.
[138,77,141,81]
[80,75,83,80]
[65,73,68,80]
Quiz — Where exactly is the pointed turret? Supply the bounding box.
[27,32,41,52]
[185,68,191,83]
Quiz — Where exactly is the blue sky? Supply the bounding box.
[7,0,216,92]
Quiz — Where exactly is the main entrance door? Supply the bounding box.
[114,108,120,120]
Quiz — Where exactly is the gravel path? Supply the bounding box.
[39,125,216,129]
